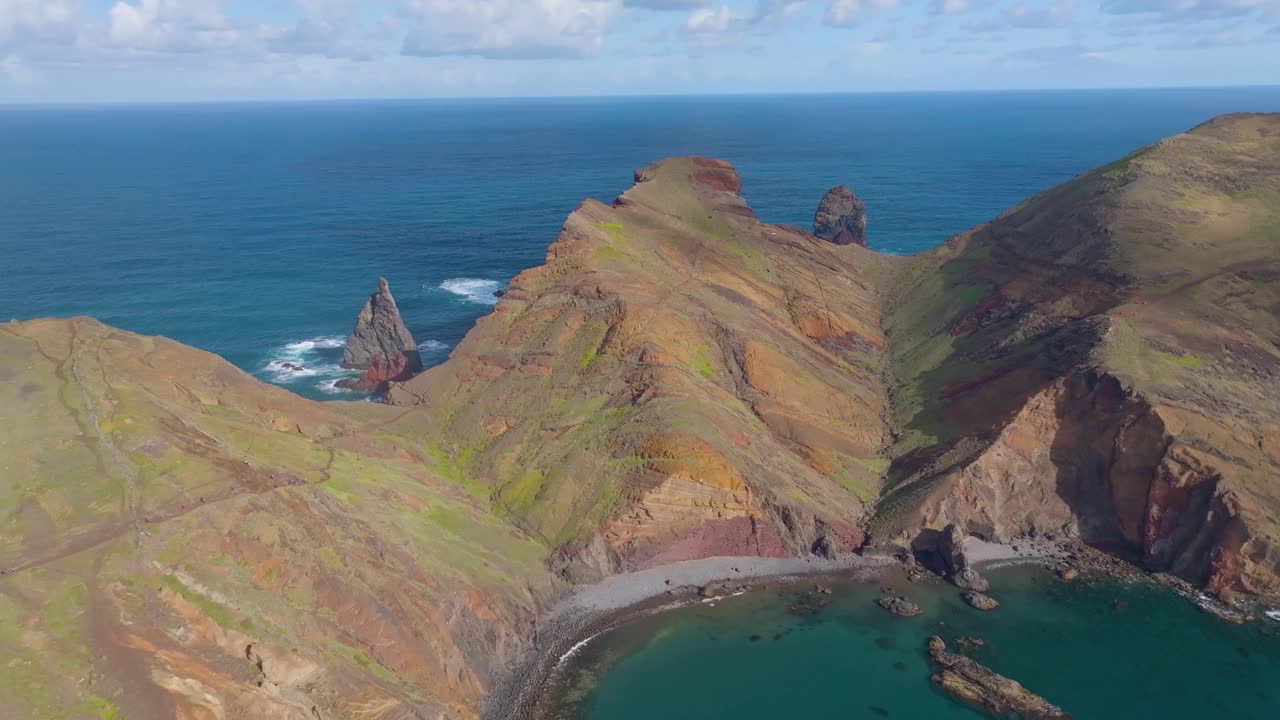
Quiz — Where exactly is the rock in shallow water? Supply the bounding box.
[927,636,1071,719]
[955,567,992,593]
[877,595,922,617]
[964,592,1000,611]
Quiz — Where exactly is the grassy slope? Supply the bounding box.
[0,318,553,720]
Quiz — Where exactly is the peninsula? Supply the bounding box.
[1,113,1277,720]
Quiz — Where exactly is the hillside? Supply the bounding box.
[0,318,557,719]
[873,113,1280,597]
[387,157,897,578]
[0,113,1277,719]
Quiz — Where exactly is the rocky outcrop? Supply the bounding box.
[963,591,1000,611]
[927,637,1070,719]
[813,185,867,246]
[338,277,422,392]
[914,524,991,591]
[877,595,922,617]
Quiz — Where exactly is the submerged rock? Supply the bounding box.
[927,637,1071,719]
[338,278,423,393]
[813,185,867,246]
[877,596,922,617]
[963,592,1000,611]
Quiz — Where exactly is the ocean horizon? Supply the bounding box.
[4,86,1280,398]
[5,83,1279,107]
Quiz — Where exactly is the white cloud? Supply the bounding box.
[107,0,272,54]
[1101,0,1274,21]
[931,0,986,15]
[1,52,33,82]
[401,0,623,59]
[0,0,82,49]
[752,0,808,26]
[1004,0,1076,28]
[825,0,900,28]
[624,0,708,8]
[683,4,746,45]
[269,0,379,59]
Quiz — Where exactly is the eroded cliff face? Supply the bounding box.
[874,113,1280,599]
[886,368,1278,597]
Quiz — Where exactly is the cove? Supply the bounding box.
[547,567,1280,720]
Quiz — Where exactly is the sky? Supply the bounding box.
[0,0,1277,102]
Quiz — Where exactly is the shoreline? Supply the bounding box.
[482,553,902,720]
[484,546,1071,720]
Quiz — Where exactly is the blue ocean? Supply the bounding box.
[3,88,1278,399]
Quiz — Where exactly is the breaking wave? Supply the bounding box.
[437,278,502,305]
[258,335,358,392]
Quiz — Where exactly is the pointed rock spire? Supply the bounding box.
[813,186,867,247]
[337,278,422,393]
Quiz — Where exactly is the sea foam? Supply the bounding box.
[259,335,358,391]
[418,339,450,352]
[438,278,502,305]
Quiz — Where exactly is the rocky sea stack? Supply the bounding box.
[337,277,423,392]
[813,185,867,246]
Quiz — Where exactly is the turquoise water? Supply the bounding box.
[554,568,1280,719]
[3,89,1280,399]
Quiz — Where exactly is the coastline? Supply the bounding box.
[482,553,900,720]
[484,538,1079,719]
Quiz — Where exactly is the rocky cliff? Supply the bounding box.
[338,277,423,392]
[813,185,868,246]
[872,113,1280,598]
[2,113,1278,719]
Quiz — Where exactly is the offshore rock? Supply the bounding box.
[813,185,867,246]
[878,596,922,617]
[943,525,991,592]
[927,637,1071,719]
[338,277,423,392]
[964,592,1000,611]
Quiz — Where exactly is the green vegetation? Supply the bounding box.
[1101,319,1209,384]
[498,468,546,515]
[690,344,717,381]
[597,222,626,244]
[723,239,768,275]
[161,574,243,630]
